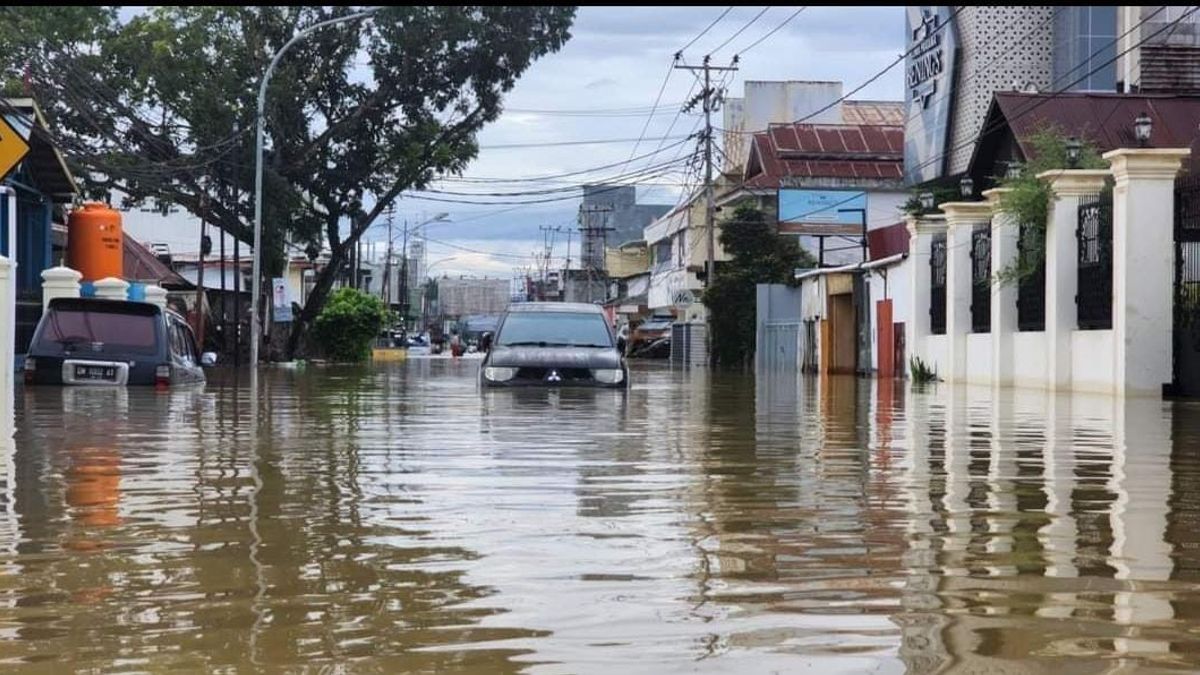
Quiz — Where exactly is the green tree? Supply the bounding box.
[311,287,389,362]
[702,206,815,368]
[0,6,576,357]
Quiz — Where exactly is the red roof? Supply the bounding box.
[124,236,191,288]
[985,92,1200,170]
[739,123,904,189]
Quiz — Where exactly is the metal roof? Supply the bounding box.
[739,123,905,189]
[841,100,905,126]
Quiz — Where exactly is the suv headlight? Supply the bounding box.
[483,366,517,382]
[591,368,624,384]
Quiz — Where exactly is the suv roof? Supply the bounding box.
[506,302,603,315]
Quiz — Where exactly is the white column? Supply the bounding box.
[144,284,168,309]
[1039,170,1110,391]
[0,255,13,431]
[985,188,1018,388]
[905,215,946,373]
[940,202,993,384]
[93,276,130,301]
[1104,148,1190,397]
[40,266,82,309]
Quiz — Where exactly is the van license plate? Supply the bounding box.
[75,365,117,381]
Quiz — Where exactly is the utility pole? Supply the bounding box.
[675,55,737,289]
[382,204,394,307]
[578,204,614,304]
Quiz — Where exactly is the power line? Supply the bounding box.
[735,6,807,56]
[477,134,691,150]
[710,7,772,55]
[680,7,734,54]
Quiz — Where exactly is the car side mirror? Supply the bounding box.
[480,332,493,352]
[617,336,627,353]
[201,352,218,367]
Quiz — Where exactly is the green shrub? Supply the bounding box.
[311,287,389,362]
[909,356,940,384]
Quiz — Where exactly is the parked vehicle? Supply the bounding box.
[24,297,216,387]
[479,302,628,389]
[629,317,673,358]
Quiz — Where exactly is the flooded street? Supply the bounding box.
[3,360,1200,673]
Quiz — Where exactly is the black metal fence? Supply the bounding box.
[1174,175,1200,396]
[930,232,947,335]
[1016,222,1046,332]
[1076,192,1113,330]
[970,225,991,333]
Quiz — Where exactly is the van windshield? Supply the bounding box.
[35,307,159,356]
[497,312,613,348]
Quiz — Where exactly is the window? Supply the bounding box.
[654,240,672,271]
[37,306,159,355]
[496,312,613,348]
[676,232,687,268]
[929,233,947,335]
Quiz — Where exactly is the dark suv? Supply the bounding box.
[24,297,214,387]
[479,302,628,388]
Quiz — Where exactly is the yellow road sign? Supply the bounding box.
[0,114,31,182]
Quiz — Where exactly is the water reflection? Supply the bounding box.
[0,363,1199,671]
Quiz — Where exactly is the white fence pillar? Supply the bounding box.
[1039,170,1110,391]
[40,266,82,309]
[905,214,946,375]
[144,284,168,309]
[984,188,1019,389]
[940,201,994,384]
[0,255,13,431]
[1104,148,1189,397]
[93,276,130,301]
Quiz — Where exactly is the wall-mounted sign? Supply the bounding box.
[272,277,292,322]
[904,6,959,185]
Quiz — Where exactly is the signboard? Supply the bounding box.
[0,114,30,182]
[904,6,959,185]
[272,277,292,322]
[778,189,867,235]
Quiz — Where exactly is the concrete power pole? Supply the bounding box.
[578,204,613,304]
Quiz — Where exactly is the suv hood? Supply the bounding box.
[487,346,622,369]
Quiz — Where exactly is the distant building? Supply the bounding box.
[578,185,671,266]
[435,277,510,318]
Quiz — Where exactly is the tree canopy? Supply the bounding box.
[0,6,576,355]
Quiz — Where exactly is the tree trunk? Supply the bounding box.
[287,248,344,359]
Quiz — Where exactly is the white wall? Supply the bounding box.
[868,191,909,230]
[965,333,993,384]
[1012,332,1048,389]
[1072,330,1115,394]
[0,255,12,429]
[924,335,949,378]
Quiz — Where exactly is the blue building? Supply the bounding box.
[1,98,78,365]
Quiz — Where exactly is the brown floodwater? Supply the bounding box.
[2,359,1200,673]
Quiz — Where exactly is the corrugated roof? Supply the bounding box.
[842,100,905,126]
[124,235,192,289]
[740,122,904,188]
[988,92,1200,169]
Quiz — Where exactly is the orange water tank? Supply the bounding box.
[67,202,124,281]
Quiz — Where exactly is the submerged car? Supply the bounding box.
[479,302,628,388]
[24,297,216,387]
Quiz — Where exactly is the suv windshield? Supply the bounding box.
[35,307,159,356]
[497,312,613,348]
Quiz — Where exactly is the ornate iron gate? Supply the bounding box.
[1174,176,1200,396]
[930,233,947,335]
[1076,193,1113,330]
[970,225,991,333]
[1016,222,1045,331]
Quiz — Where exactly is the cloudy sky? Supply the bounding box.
[122,6,904,279]
[383,6,905,279]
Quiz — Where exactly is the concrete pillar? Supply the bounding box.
[985,188,1018,388]
[1104,148,1190,397]
[40,266,82,309]
[1039,170,1110,391]
[143,285,168,309]
[93,276,130,301]
[0,255,13,432]
[940,201,993,384]
[905,215,946,374]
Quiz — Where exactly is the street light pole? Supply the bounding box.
[250,7,380,370]
[838,207,868,263]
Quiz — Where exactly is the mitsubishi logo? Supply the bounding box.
[546,369,561,383]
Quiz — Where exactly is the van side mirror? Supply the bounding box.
[201,352,218,367]
[617,336,627,353]
[480,332,493,352]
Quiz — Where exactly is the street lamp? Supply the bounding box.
[959,175,974,199]
[1134,112,1153,147]
[919,191,935,212]
[1065,136,1082,168]
[250,7,382,370]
